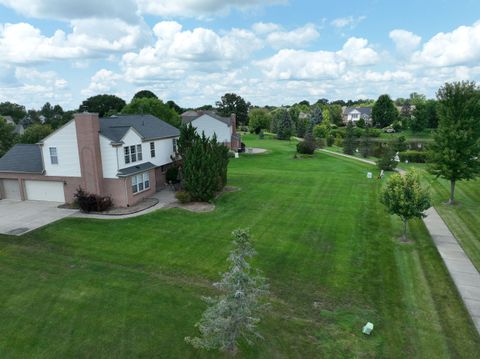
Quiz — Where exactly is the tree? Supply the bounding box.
[381,170,431,241]
[166,100,183,115]
[275,109,294,140]
[413,99,438,129]
[428,81,480,204]
[0,102,26,122]
[185,229,269,354]
[329,104,343,126]
[343,121,356,155]
[0,117,18,156]
[307,107,323,134]
[359,126,372,158]
[216,93,250,126]
[79,94,126,117]
[377,146,398,171]
[248,109,271,132]
[19,124,53,144]
[372,94,398,128]
[132,90,158,101]
[122,97,181,128]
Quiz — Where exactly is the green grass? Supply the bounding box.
[398,162,480,272]
[0,135,479,358]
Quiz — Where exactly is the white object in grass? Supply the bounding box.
[367,172,373,179]
[362,322,374,335]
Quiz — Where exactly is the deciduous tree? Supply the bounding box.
[79,94,126,117]
[381,170,431,241]
[0,117,18,156]
[216,93,250,126]
[428,81,480,204]
[372,94,398,128]
[122,97,181,128]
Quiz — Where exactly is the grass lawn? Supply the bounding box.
[399,162,480,273]
[0,135,479,358]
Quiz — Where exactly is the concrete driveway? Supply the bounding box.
[0,200,77,235]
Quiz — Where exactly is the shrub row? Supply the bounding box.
[74,187,113,212]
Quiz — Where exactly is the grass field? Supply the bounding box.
[0,135,479,358]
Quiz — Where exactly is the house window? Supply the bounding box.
[150,142,155,158]
[124,147,130,164]
[130,145,136,162]
[173,138,177,153]
[49,147,58,165]
[131,172,150,194]
[137,144,142,161]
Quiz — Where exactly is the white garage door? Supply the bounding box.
[25,180,65,203]
[1,179,21,200]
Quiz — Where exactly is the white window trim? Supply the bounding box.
[49,147,58,165]
[131,172,150,194]
[124,143,143,164]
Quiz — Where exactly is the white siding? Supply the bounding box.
[118,128,144,170]
[149,138,177,167]
[42,121,81,177]
[191,115,231,144]
[99,134,119,179]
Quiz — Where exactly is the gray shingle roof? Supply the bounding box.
[117,162,156,177]
[346,107,372,116]
[0,144,44,174]
[100,114,180,143]
[181,111,232,126]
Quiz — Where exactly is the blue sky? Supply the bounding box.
[0,0,480,110]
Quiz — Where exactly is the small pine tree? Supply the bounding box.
[377,146,398,171]
[276,109,294,140]
[381,170,431,241]
[186,229,269,354]
[343,121,356,155]
[359,126,371,158]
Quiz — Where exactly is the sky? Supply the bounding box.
[0,0,480,110]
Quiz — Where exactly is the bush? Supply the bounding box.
[399,150,427,163]
[74,187,113,213]
[297,134,316,154]
[377,148,398,171]
[369,128,382,137]
[316,137,326,149]
[334,134,343,147]
[166,166,180,183]
[175,191,191,203]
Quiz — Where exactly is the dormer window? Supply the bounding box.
[49,147,58,165]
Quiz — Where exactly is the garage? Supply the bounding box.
[25,180,65,203]
[1,179,21,200]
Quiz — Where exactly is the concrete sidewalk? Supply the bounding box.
[319,148,480,334]
[423,207,480,332]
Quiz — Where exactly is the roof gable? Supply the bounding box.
[182,111,231,126]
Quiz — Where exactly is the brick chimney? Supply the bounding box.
[230,113,237,134]
[74,113,104,194]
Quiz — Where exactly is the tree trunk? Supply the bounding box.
[402,219,408,242]
[449,179,456,205]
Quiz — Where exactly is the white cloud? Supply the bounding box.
[256,37,378,80]
[412,21,480,67]
[389,29,421,56]
[136,0,286,18]
[331,16,366,29]
[252,22,281,34]
[0,0,139,23]
[0,20,150,64]
[266,24,319,49]
[121,21,262,83]
[82,69,122,96]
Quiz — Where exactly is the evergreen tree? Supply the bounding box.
[428,81,480,204]
[359,126,372,158]
[307,106,323,134]
[276,109,294,140]
[377,146,398,171]
[186,229,269,354]
[381,170,431,241]
[343,121,356,155]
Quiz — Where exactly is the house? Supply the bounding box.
[343,107,372,125]
[181,110,241,150]
[1,115,25,135]
[0,113,179,207]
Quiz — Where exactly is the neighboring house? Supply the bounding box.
[343,107,372,124]
[1,115,25,135]
[298,112,310,120]
[181,110,241,150]
[0,113,179,207]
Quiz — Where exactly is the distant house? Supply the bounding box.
[0,113,179,206]
[343,107,372,125]
[1,115,24,135]
[181,110,241,150]
[298,112,310,120]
